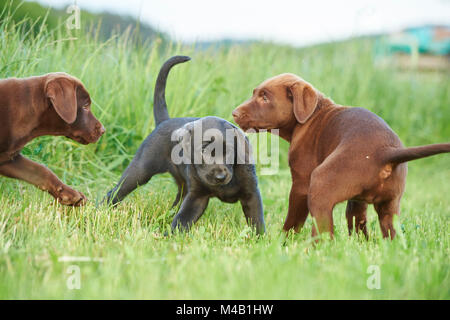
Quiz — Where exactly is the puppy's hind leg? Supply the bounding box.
[171,187,182,208]
[105,161,158,205]
[105,149,167,205]
[308,150,367,239]
[374,199,400,240]
[346,200,368,239]
[171,176,187,209]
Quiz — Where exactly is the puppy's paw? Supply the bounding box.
[52,185,87,206]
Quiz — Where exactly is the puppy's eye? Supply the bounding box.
[262,93,268,102]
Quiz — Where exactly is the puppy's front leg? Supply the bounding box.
[171,193,209,232]
[0,154,86,206]
[240,191,265,234]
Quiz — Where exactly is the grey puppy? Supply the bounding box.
[105,56,265,234]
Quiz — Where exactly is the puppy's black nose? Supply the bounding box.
[215,173,227,182]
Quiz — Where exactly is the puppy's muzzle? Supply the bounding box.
[215,172,227,183]
[232,110,241,120]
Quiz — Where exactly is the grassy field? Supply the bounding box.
[0,8,449,299]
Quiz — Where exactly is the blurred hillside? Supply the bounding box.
[0,0,168,42]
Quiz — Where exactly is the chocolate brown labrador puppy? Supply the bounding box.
[233,73,450,239]
[0,72,105,206]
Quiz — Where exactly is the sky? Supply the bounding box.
[36,0,450,46]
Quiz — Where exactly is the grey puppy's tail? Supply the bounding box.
[153,55,191,126]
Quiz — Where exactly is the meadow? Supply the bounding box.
[0,8,449,299]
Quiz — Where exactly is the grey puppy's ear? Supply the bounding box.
[173,120,204,165]
[230,126,254,165]
[173,121,194,156]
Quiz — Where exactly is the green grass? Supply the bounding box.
[0,7,449,299]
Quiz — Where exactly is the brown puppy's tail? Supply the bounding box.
[381,143,450,164]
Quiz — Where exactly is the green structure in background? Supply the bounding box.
[388,25,450,55]
[375,25,450,69]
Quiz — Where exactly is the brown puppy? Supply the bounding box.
[0,72,105,206]
[233,73,450,239]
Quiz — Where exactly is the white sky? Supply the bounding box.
[36,0,450,46]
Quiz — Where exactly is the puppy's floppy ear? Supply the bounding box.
[173,121,195,154]
[76,85,91,109]
[231,126,254,165]
[289,81,318,124]
[45,77,77,124]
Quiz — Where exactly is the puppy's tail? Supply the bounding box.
[381,143,450,164]
[153,55,191,126]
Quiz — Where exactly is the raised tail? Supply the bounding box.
[381,143,450,164]
[153,55,191,125]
